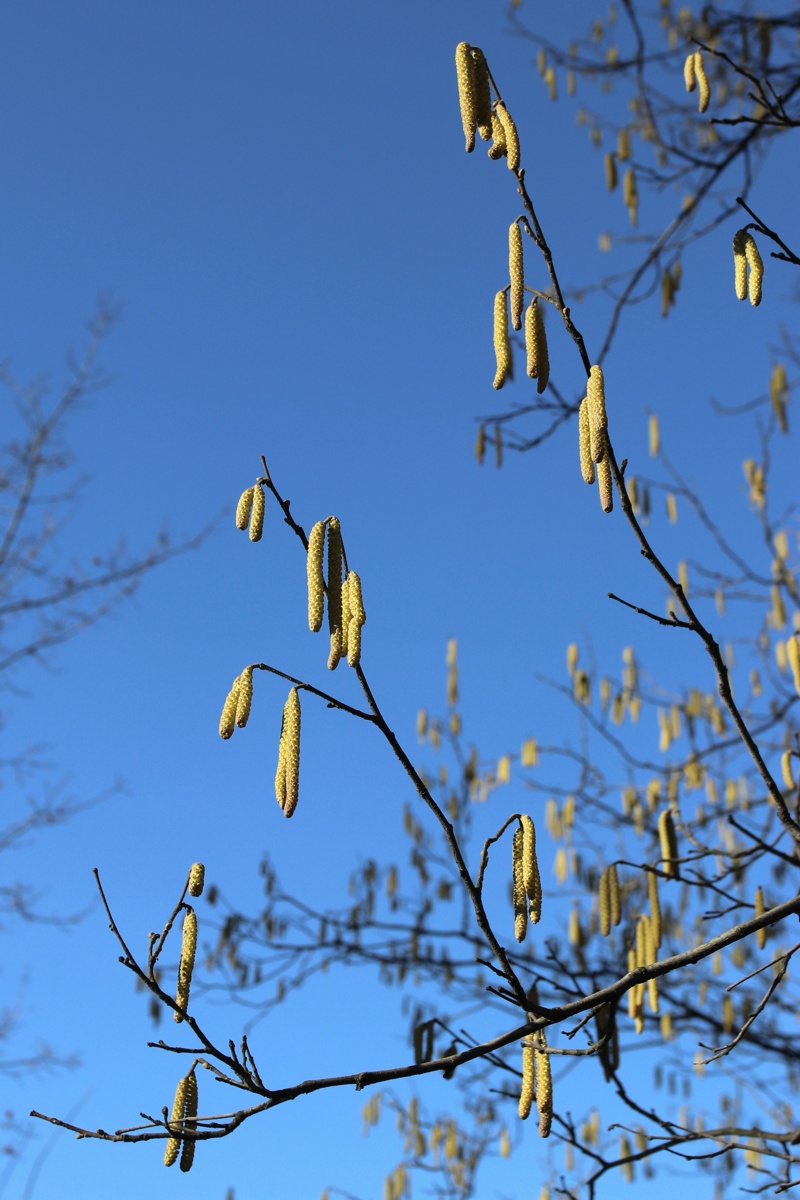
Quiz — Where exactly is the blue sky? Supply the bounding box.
[1,2,798,1198]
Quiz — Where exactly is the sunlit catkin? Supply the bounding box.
[518,1039,534,1120]
[249,483,265,542]
[307,519,327,633]
[509,222,524,331]
[488,111,507,159]
[282,687,301,818]
[512,827,527,943]
[525,298,549,394]
[599,869,611,937]
[535,1032,553,1138]
[520,815,542,922]
[598,455,613,514]
[346,570,367,668]
[648,869,662,950]
[587,365,608,462]
[327,517,344,669]
[788,635,800,696]
[235,666,253,728]
[235,487,255,531]
[471,47,493,140]
[493,290,511,390]
[164,1073,190,1167]
[579,398,595,484]
[649,413,660,457]
[179,1070,198,1173]
[495,102,520,171]
[188,863,205,898]
[455,43,477,152]
[219,676,241,740]
[694,52,710,113]
[733,229,748,300]
[608,863,621,927]
[745,233,763,306]
[755,885,767,950]
[683,51,697,92]
[658,809,680,879]
[781,749,795,791]
[174,905,197,1022]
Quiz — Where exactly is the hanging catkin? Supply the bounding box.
[525,298,549,393]
[658,809,680,879]
[788,635,800,696]
[471,48,493,141]
[249,483,265,542]
[307,520,327,633]
[327,517,344,669]
[599,869,611,937]
[518,1038,534,1120]
[694,51,710,113]
[493,290,511,390]
[598,455,613,514]
[648,869,662,950]
[745,234,763,306]
[346,570,367,668]
[235,487,255,531]
[509,222,524,331]
[174,906,197,1022]
[495,102,520,171]
[535,1031,553,1138]
[608,863,621,927]
[164,1073,190,1167]
[579,398,595,484]
[179,1070,198,1173]
[512,826,527,943]
[235,666,254,728]
[587,366,608,462]
[488,111,507,160]
[683,52,697,92]
[520,815,542,922]
[455,43,477,152]
[219,676,242,740]
[280,687,301,818]
[188,863,205,898]
[732,229,748,300]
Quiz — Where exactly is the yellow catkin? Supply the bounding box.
[188,863,205,898]
[174,906,197,1022]
[658,809,679,879]
[471,47,493,140]
[495,102,520,171]
[518,1039,535,1120]
[617,127,631,160]
[649,413,660,457]
[235,666,253,728]
[525,298,549,393]
[235,486,255,531]
[623,168,638,226]
[604,152,617,191]
[520,815,542,922]
[275,725,287,809]
[488,111,507,160]
[307,519,327,633]
[340,576,351,659]
[493,290,511,390]
[179,1070,198,1173]
[281,687,301,818]
[781,750,795,791]
[536,1032,553,1138]
[509,222,524,331]
[755,885,767,950]
[608,863,621,927]
[648,870,662,950]
[218,676,241,740]
[667,493,678,523]
[694,51,710,112]
[346,570,366,668]
[578,398,595,485]
[683,51,697,92]
[164,1073,190,1167]
[326,517,344,669]
[587,365,608,462]
[788,635,800,695]
[745,233,763,306]
[598,455,613,514]
[455,43,477,152]
[512,827,527,943]
[599,869,611,937]
[733,229,748,300]
[249,483,265,542]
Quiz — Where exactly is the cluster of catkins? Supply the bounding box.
[455,42,520,168]
[164,863,206,1172]
[493,222,550,394]
[732,229,764,306]
[578,366,614,513]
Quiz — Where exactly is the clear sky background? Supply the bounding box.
[1,2,797,1198]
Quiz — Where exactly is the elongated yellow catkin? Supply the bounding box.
[235,666,253,728]
[249,483,265,542]
[598,455,613,513]
[495,102,520,171]
[164,1073,190,1167]
[275,720,287,808]
[520,815,542,922]
[346,570,367,668]
[518,1039,534,1119]
[535,1032,553,1138]
[694,51,710,112]
[599,869,611,937]
[683,51,697,92]
[745,233,763,306]
[219,676,241,740]
[587,365,607,462]
[608,863,621,927]
[509,221,524,331]
[188,863,205,898]
[471,47,493,140]
[525,298,549,393]
[174,906,197,1022]
[617,127,631,160]
[282,687,301,818]
[579,398,595,485]
[493,290,511,390]
[755,885,767,950]
[512,827,527,943]
[648,869,662,950]
[658,809,680,879]
[604,152,617,191]
[235,487,255,531]
[781,749,795,791]
[455,43,477,152]
[488,111,507,159]
[179,1070,198,1173]
[649,413,660,457]
[327,517,344,669]
[733,229,748,300]
[788,635,800,696]
[307,519,327,633]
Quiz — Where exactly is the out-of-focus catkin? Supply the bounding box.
[599,869,611,937]
[307,519,327,633]
[495,102,520,171]
[188,863,205,898]
[658,809,680,879]
[755,885,767,950]
[608,863,621,927]
[623,168,638,226]
[174,906,197,1022]
[493,290,511,390]
[219,676,241,740]
[781,749,795,791]
[235,487,254,531]
[694,52,710,112]
[512,827,527,942]
[579,398,595,485]
[518,1039,534,1120]
[235,666,253,728]
[455,43,477,152]
[788,635,800,696]
[471,48,493,140]
[327,517,344,669]
[525,298,549,394]
[164,1073,190,1167]
[604,152,617,192]
[535,1032,552,1138]
[648,869,662,950]
[179,1070,198,1173]
[745,233,763,306]
[683,52,697,92]
[249,483,265,542]
[509,222,524,331]
[281,687,301,818]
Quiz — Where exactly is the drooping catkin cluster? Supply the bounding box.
[174,905,197,1022]
[164,1069,198,1171]
[512,826,528,943]
[517,814,542,928]
[493,290,511,390]
[218,667,255,739]
[658,808,680,879]
[733,229,763,306]
[187,862,205,898]
[580,366,612,513]
[326,517,345,668]
[525,298,549,394]
[684,51,710,112]
[342,570,367,667]
[306,517,367,669]
[235,482,265,541]
[164,1072,190,1167]
[275,686,301,818]
[598,864,622,936]
[628,913,659,1032]
[509,221,524,331]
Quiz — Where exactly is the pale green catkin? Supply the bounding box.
[235,487,255,531]
[249,483,265,542]
[694,51,710,113]
[188,863,205,898]
[164,1073,190,1167]
[346,571,367,668]
[307,519,327,632]
[282,687,302,818]
[471,47,493,140]
[493,290,511,390]
[219,676,241,740]
[495,102,520,171]
[455,43,477,152]
[518,1039,534,1120]
[174,906,197,1022]
[598,455,613,513]
[509,221,524,331]
[488,111,507,160]
[525,297,549,393]
[587,365,608,463]
[579,398,595,484]
[512,826,527,943]
[235,666,254,728]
